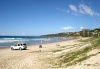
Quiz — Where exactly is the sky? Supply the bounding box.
[0,0,100,36]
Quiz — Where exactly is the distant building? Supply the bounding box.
[75,32,80,36]
[82,29,90,37]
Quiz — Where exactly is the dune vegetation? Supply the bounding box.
[48,37,100,68]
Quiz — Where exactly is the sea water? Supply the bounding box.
[0,36,72,48]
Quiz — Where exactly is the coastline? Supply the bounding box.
[0,37,100,69]
[0,38,74,49]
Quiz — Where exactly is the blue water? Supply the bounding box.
[0,36,72,48]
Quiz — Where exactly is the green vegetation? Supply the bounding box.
[52,37,100,67]
[91,37,100,49]
[58,46,92,67]
[42,28,100,37]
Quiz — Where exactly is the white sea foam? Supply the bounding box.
[0,39,29,43]
[4,38,15,39]
[16,38,22,39]
[0,40,18,43]
[31,38,46,41]
[0,37,72,47]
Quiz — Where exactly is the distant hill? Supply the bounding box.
[42,28,100,37]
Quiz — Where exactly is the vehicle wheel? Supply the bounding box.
[11,47,14,50]
[19,47,22,50]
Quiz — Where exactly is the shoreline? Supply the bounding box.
[1,37,99,69]
[0,38,75,49]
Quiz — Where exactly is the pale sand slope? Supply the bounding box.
[0,38,100,69]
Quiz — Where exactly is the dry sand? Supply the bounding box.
[0,38,100,69]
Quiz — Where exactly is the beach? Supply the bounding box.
[0,38,100,69]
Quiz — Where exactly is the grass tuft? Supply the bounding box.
[53,37,100,67]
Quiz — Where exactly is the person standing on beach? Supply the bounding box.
[47,37,51,42]
[41,40,42,44]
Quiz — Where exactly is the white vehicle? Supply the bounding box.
[10,43,27,50]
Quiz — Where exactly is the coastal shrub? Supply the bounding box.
[57,45,93,67]
[79,37,93,43]
[53,37,100,67]
[91,37,100,49]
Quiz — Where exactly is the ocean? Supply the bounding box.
[0,36,72,48]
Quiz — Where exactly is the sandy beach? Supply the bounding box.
[0,38,100,69]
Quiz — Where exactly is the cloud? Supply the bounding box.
[62,9,70,13]
[68,3,99,16]
[61,26,73,30]
[69,5,77,12]
[56,8,70,13]
[79,4,99,16]
[80,27,84,29]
